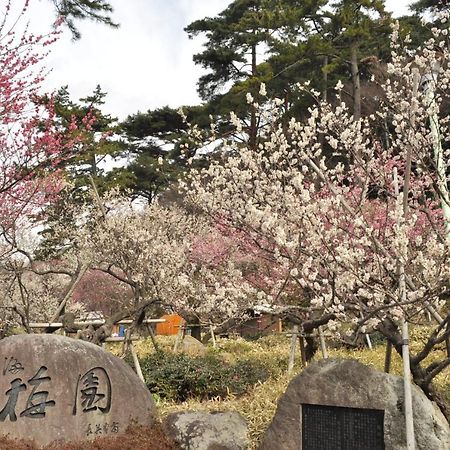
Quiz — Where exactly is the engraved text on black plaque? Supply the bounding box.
[301,404,384,450]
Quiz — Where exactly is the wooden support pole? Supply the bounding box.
[299,335,307,367]
[384,341,393,373]
[130,343,145,383]
[365,334,373,350]
[360,311,373,350]
[318,326,328,359]
[288,325,298,373]
[446,322,450,359]
[210,325,216,349]
[122,328,132,357]
[173,319,186,353]
[105,336,138,342]
[29,318,165,329]
[147,324,159,352]
[402,319,415,450]
[394,167,416,450]
[423,64,450,240]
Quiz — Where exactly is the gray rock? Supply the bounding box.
[179,335,207,356]
[0,334,156,448]
[164,410,248,450]
[259,358,450,450]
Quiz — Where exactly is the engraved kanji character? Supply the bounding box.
[3,357,24,376]
[0,378,26,422]
[72,367,111,415]
[20,366,55,418]
[81,371,105,412]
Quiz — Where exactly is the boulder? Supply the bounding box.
[259,358,450,450]
[164,411,248,450]
[0,334,156,448]
[179,335,207,356]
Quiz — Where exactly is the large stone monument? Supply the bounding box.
[0,334,156,447]
[259,358,450,450]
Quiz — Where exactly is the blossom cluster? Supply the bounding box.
[185,23,450,332]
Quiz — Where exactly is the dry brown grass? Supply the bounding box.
[141,330,449,449]
[0,424,179,450]
[11,329,446,450]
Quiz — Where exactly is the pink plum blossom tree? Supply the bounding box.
[0,1,94,331]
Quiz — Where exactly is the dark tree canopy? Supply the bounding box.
[117,106,213,203]
[410,0,450,13]
[50,0,118,39]
[185,0,275,101]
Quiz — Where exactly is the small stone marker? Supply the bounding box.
[259,358,450,450]
[178,335,207,357]
[0,334,156,448]
[164,410,248,450]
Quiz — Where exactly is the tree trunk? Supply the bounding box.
[77,299,158,345]
[201,315,248,343]
[90,150,98,177]
[410,362,450,422]
[46,262,88,332]
[319,56,329,149]
[322,55,329,102]
[282,90,289,134]
[289,313,336,361]
[249,43,257,150]
[378,318,450,423]
[305,336,318,361]
[190,316,202,342]
[350,43,361,121]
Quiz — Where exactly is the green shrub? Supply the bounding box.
[217,337,256,355]
[368,331,386,347]
[140,351,270,402]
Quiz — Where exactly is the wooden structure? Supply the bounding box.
[155,313,184,335]
[154,311,283,338]
[236,313,282,337]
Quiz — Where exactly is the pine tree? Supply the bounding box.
[49,0,118,39]
[410,0,450,13]
[35,85,124,257]
[323,0,390,120]
[48,85,123,185]
[185,0,281,149]
[116,106,211,203]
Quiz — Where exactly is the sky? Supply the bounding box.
[22,0,413,121]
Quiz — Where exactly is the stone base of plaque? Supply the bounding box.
[259,358,450,450]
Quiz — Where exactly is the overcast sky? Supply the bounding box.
[24,0,412,121]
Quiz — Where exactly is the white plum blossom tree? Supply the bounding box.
[185,19,450,418]
[58,192,259,342]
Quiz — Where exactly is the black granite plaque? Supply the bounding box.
[301,404,384,450]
